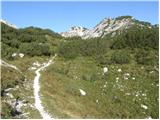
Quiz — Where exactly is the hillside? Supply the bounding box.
[1,16,159,119]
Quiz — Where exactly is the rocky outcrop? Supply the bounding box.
[60,16,152,39]
[1,19,17,29]
[61,26,88,38]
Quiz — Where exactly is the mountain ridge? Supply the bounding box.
[1,15,157,40]
[60,15,154,39]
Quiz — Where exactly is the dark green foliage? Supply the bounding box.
[20,26,62,39]
[1,43,17,60]
[133,19,151,26]
[1,23,61,59]
[19,43,50,56]
[111,50,131,64]
[135,49,158,65]
[115,15,132,20]
[96,54,112,66]
[111,26,159,50]
[58,41,79,59]
[58,24,158,67]
[58,37,111,59]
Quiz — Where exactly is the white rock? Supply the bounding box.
[12,53,17,57]
[16,101,24,112]
[132,77,135,80]
[96,99,99,103]
[117,69,122,72]
[116,77,119,80]
[149,71,154,73]
[124,73,130,76]
[104,85,106,88]
[15,85,19,89]
[141,104,148,109]
[6,93,14,98]
[79,89,86,96]
[142,93,146,96]
[124,76,128,80]
[19,53,24,58]
[103,67,108,73]
[146,116,152,119]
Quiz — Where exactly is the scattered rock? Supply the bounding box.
[141,104,148,110]
[79,89,86,96]
[132,77,135,80]
[149,71,154,74]
[19,53,24,58]
[96,99,99,104]
[142,93,147,96]
[124,73,130,76]
[103,67,108,74]
[33,61,41,67]
[117,69,122,72]
[146,116,152,119]
[12,53,17,57]
[124,76,128,80]
[6,93,14,98]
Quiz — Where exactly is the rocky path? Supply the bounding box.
[33,54,57,119]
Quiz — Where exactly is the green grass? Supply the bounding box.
[1,55,158,118]
[40,56,158,119]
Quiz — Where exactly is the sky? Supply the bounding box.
[1,1,159,32]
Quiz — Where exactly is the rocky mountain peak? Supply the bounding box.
[70,26,88,31]
[61,16,136,39]
[61,26,88,37]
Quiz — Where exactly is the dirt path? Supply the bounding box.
[33,54,57,119]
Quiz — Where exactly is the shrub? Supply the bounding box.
[135,50,158,65]
[58,42,78,59]
[111,50,131,64]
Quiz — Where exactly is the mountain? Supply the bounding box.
[0,19,17,29]
[61,26,88,38]
[60,16,153,39]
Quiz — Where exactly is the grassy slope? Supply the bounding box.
[1,56,51,118]
[40,56,158,118]
[1,29,63,118]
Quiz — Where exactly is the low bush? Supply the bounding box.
[111,50,131,64]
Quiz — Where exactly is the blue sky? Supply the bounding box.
[1,1,159,32]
